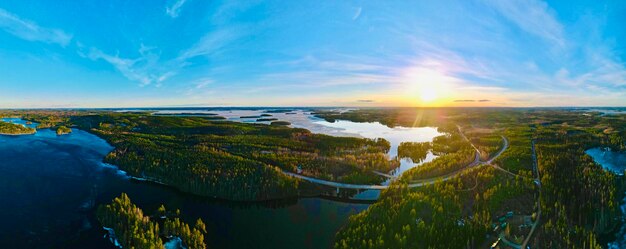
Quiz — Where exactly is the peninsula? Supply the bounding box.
[0,121,36,135]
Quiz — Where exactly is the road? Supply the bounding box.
[521,139,542,248]
[485,136,508,164]
[499,232,522,249]
[282,171,388,190]
[488,136,527,179]
[407,133,506,186]
[283,125,508,191]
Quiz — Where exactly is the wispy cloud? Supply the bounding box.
[166,0,188,18]
[482,0,564,47]
[456,86,506,92]
[78,23,245,87]
[258,70,398,89]
[86,47,175,87]
[178,28,243,61]
[182,78,214,96]
[352,7,362,20]
[0,8,72,46]
[194,78,213,89]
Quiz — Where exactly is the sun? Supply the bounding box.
[420,88,438,102]
[402,67,451,105]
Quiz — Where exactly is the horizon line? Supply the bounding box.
[1,106,625,110]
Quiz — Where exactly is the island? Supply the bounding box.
[265,109,293,113]
[270,121,291,126]
[56,126,72,135]
[0,121,36,135]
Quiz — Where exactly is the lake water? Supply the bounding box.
[586,148,626,175]
[0,118,367,249]
[311,119,441,177]
[581,108,626,116]
[586,147,626,248]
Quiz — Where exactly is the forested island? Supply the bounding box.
[56,125,72,135]
[0,120,36,135]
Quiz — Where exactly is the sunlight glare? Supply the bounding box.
[420,88,437,102]
[403,67,452,105]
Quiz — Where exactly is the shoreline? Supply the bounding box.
[102,159,375,204]
[0,131,37,136]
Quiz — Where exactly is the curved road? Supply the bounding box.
[283,126,509,191]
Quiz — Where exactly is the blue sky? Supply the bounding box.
[0,0,625,108]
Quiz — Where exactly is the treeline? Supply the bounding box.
[97,193,207,249]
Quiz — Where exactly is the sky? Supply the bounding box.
[0,0,625,108]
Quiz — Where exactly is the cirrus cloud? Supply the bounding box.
[0,8,72,46]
